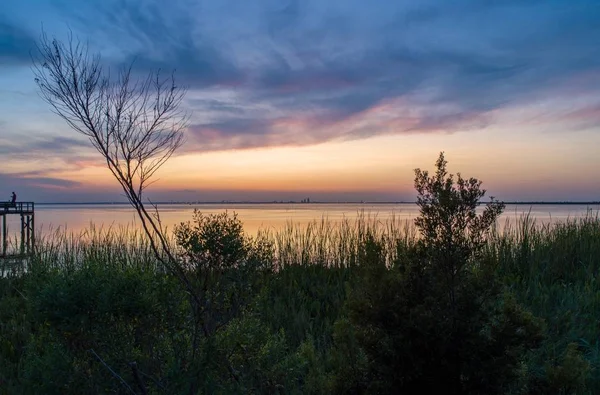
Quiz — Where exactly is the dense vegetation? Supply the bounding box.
[1,155,598,394]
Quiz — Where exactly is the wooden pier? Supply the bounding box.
[0,202,35,257]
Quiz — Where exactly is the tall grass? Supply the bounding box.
[3,212,599,390]
[488,212,600,387]
[7,210,598,277]
[26,224,161,275]
[266,212,417,268]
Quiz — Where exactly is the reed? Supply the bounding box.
[267,211,417,268]
[488,211,600,386]
[2,212,599,392]
[29,224,162,273]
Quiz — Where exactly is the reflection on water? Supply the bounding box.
[3,203,599,238]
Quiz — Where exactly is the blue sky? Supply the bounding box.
[1,0,600,202]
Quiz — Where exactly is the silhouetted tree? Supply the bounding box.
[414,151,505,309]
[32,33,281,394]
[31,32,213,391]
[33,32,187,273]
[340,152,542,394]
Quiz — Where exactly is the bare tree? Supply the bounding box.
[33,32,244,393]
[32,33,225,393]
[33,32,187,272]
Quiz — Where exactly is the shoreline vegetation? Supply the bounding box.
[1,211,599,393]
[2,160,600,393]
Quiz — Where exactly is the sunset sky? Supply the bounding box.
[1,0,599,202]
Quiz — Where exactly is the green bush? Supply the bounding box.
[17,263,188,394]
[338,153,544,394]
[174,210,272,338]
[492,215,600,393]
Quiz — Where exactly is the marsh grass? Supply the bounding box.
[2,212,599,392]
[0,224,163,278]
[267,212,417,268]
[260,211,600,390]
[488,212,600,388]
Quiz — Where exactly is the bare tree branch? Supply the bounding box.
[32,30,204,312]
[33,32,214,393]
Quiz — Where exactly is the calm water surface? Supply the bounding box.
[4,203,598,238]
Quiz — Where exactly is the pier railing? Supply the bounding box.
[0,201,35,214]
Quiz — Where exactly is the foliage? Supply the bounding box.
[213,316,305,394]
[176,211,251,271]
[174,210,271,339]
[339,152,544,394]
[492,213,600,393]
[414,152,505,293]
[1,154,599,393]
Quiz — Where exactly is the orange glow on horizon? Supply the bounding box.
[25,119,600,201]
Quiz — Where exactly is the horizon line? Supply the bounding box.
[31,200,600,206]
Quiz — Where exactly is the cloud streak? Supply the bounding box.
[0,135,89,156]
[0,171,82,200]
[1,0,600,156]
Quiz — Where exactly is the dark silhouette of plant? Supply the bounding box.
[173,211,275,391]
[174,211,271,336]
[414,151,505,314]
[33,32,186,275]
[339,152,543,394]
[31,31,214,393]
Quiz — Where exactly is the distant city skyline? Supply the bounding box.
[1,0,600,203]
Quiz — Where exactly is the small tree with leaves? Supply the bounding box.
[413,152,505,308]
[339,152,543,394]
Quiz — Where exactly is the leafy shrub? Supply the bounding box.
[13,260,188,394]
[176,211,253,271]
[339,152,544,394]
[214,316,305,394]
[174,211,273,336]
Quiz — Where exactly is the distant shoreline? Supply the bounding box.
[33,201,600,206]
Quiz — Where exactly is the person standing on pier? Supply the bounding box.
[10,192,16,205]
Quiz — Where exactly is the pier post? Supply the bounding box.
[20,215,25,255]
[26,216,30,253]
[2,213,6,257]
[31,211,35,253]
